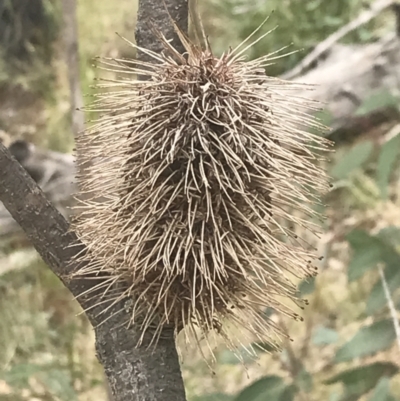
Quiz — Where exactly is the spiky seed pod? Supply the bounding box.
[72,26,332,354]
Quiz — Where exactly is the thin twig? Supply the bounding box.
[61,0,85,138]
[378,265,400,350]
[278,318,310,401]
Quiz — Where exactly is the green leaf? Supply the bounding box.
[234,375,292,401]
[193,394,233,401]
[334,320,396,363]
[324,362,398,397]
[279,385,296,401]
[347,246,383,281]
[346,230,383,281]
[355,89,399,116]
[346,230,400,282]
[368,377,391,401]
[376,131,400,199]
[376,226,400,247]
[324,16,344,27]
[331,141,373,180]
[347,229,376,249]
[312,326,339,346]
[298,276,316,296]
[296,368,313,393]
[2,363,42,388]
[39,369,78,401]
[358,28,374,42]
[366,260,400,315]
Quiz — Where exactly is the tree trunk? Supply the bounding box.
[0,0,189,400]
[95,2,189,398]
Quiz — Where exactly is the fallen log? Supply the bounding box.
[292,34,400,143]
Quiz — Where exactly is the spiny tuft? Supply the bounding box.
[71,26,332,356]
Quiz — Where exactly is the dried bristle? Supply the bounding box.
[72,26,332,353]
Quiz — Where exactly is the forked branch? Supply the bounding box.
[0,0,189,400]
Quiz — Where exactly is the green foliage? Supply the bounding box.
[212,132,400,401]
[368,377,394,401]
[377,131,400,199]
[355,90,400,117]
[295,368,313,394]
[366,257,400,315]
[334,320,397,363]
[346,229,400,282]
[343,225,400,315]
[2,364,78,401]
[0,263,100,400]
[193,395,233,401]
[0,0,60,66]
[234,376,295,401]
[2,363,43,389]
[298,276,316,296]
[0,0,61,94]
[204,0,382,75]
[312,326,339,346]
[331,141,373,180]
[324,362,398,398]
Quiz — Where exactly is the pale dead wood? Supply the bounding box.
[292,34,400,140]
[282,0,397,80]
[61,0,85,138]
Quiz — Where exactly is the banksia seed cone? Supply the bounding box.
[72,26,332,352]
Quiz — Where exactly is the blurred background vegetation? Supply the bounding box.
[1,0,400,400]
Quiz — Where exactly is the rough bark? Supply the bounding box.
[0,144,76,237]
[1,3,399,399]
[0,0,189,400]
[95,312,184,401]
[96,1,188,399]
[0,143,90,300]
[135,0,188,63]
[0,143,186,401]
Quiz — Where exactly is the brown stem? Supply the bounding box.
[0,0,189,399]
[0,143,186,400]
[135,0,189,64]
[95,1,189,399]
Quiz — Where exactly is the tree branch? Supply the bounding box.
[0,0,189,400]
[0,143,86,283]
[135,0,189,63]
[0,143,187,400]
[281,0,395,80]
